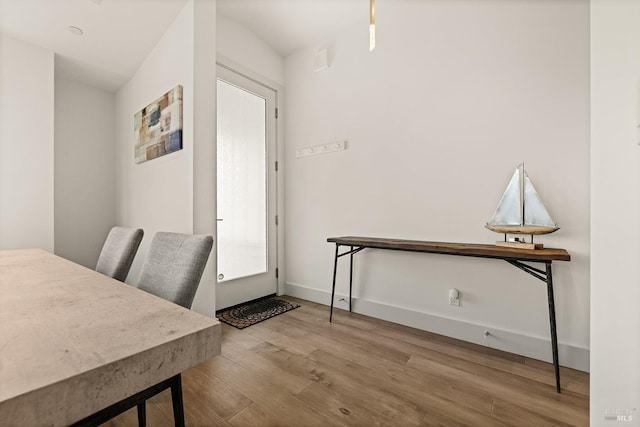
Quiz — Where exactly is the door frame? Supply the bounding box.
[215,58,285,308]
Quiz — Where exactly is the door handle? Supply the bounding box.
[216,218,224,221]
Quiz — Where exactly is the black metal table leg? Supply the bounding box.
[71,374,185,427]
[137,402,146,426]
[349,246,354,312]
[330,244,339,322]
[546,262,561,393]
[506,259,562,393]
[171,374,185,427]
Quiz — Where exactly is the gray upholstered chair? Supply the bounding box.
[137,232,214,308]
[134,231,214,426]
[95,227,144,282]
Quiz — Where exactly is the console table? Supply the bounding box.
[327,236,570,393]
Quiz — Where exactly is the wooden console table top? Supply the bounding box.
[327,236,571,262]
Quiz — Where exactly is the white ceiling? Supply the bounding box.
[0,0,366,91]
[0,0,189,91]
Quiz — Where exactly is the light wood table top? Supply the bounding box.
[0,249,221,426]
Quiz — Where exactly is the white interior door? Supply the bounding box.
[216,65,277,310]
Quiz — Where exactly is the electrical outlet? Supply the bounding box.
[448,288,460,306]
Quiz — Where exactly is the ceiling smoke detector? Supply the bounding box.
[68,26,84,36]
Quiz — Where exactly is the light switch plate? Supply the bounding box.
[313,49,329,72]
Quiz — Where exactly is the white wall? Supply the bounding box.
[54,77,116,269]
[191,0,217,316]
[285,0,590,370]
[590,1,640,424]
[216,13,284,87]
[116,2,194,247]
[115,0,217,316]
[0,35,54,251]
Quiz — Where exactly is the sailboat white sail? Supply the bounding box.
[486,164,559,235]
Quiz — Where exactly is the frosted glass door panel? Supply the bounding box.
[215,64,277,310]
[217,79,267,282]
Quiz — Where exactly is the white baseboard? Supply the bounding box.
[284,282,589,372]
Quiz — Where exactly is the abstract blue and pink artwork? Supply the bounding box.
[134,85,183,164]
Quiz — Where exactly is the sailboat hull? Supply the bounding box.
[485,224,559,235]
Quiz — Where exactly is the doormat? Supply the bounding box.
[217,297,300,329]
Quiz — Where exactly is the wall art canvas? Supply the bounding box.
[134,85,183,164]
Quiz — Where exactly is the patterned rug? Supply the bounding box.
[217,297,300,329]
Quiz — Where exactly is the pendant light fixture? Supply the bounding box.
[370,0,376,51]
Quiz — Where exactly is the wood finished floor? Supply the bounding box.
[102,296,589,426]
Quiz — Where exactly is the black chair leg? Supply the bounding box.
[171,375,185,427]
[137,402,146,427]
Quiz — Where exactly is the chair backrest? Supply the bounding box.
[137,232,214,309]
[95,227,144,282]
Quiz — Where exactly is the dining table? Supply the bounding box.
[0,248,221,426]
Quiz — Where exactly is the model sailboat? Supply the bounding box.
[486,163,559,249]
